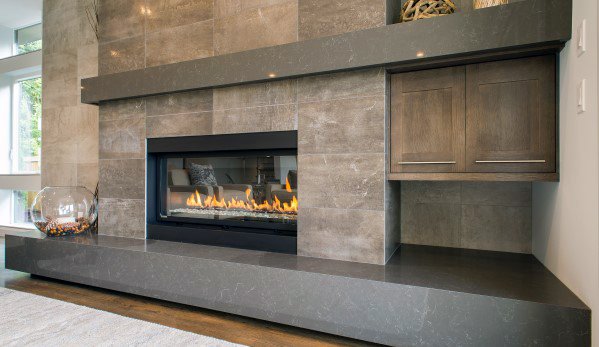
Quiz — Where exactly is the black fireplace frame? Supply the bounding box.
[147,131,298,254]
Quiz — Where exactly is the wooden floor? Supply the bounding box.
[0,237,376,346]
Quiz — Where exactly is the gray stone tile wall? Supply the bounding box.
[401,182,532,253]
[46,0,529,259]
[41,1,98,191]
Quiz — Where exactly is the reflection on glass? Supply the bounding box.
[0,190,36,227]
[164,155,298,224]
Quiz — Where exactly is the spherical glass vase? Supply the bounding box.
[30,187,98,237]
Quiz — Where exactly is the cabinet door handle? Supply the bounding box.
[397,161,456,165]
[475,160,546,164]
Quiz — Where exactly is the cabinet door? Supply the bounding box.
[465,55,556,173]
[390,67,465,173]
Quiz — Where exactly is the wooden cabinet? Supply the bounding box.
[389,55,557,182]
[390,67,465,173]
[465,56,556,173]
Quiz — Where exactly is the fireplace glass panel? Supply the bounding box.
[161,155,297,227]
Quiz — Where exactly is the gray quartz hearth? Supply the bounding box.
[5,231,590,346]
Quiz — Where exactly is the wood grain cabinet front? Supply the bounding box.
[389,55,557,181]
[390,66,466,173]
[465,55,556,173]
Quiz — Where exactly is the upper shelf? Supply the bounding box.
[81,0,571,105]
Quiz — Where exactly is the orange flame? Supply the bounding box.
[186,188,298,214]
[285,177,292,193]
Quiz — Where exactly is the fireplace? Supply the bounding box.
[147,131,298,254]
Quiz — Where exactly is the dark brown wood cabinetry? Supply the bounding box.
[390,67,465,174]
[389,55,558,182]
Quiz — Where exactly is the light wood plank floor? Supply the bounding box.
[0,237,377,347]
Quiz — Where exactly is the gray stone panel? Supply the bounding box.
[297,96,386,154]
[99,36,145,75]
[146,90,213,116]
[146,112,213,138]
[298,0,388,41]
[99,116,146,159]
[98,199,146,239]
[401,182,533,253]
[145,20,214,67]
[213,0,298,55]
[98,0,145,44]
[99,159,145,200]
[145,0,213,34]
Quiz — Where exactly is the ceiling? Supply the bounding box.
[0,0,42,29]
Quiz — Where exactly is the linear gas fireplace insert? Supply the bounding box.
[147,131,298,254]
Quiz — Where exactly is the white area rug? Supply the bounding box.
[0,288,244,346]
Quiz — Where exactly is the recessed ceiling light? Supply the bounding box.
[416,51,425,58]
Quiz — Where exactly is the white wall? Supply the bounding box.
[0,24,12,59]
[532,0,599,345]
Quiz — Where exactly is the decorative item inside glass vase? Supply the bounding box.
[473,0,509,9]
[30,186,98,237]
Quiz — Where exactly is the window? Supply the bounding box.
[13,76,42,174]
[14,23,42,55]
[0,22,42,228]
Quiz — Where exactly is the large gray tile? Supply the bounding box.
[298,207,385,264]
[43,77,80,108]
[43,51,78,82]
[99,159,145,200]
[99,36,145,75]
[297,69,385,103]
[99,99,145,121]
[77,44,99,79]
[77,105,100,164]
[147,112,213,138]
[41,162,78,188]
[77,163,99,192]
[461,205,532,254]
[41,107,79,165]
[298,154,385,211]
[400,181,462,204]
[98,198,145,238]
[43,2,80,54]
[462,182,532,207]
[401,203,461,248]
[146,20,214,67]
[99,117,146,159]
[298,0,387,40]
[145,0,213,33]
[214,0,294,18]
[298,95,385,154]
[213,1,298,55]
[212,105,297,134]
[213,80,297,110]
[98,0,145,43]
[146,90,212,116]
